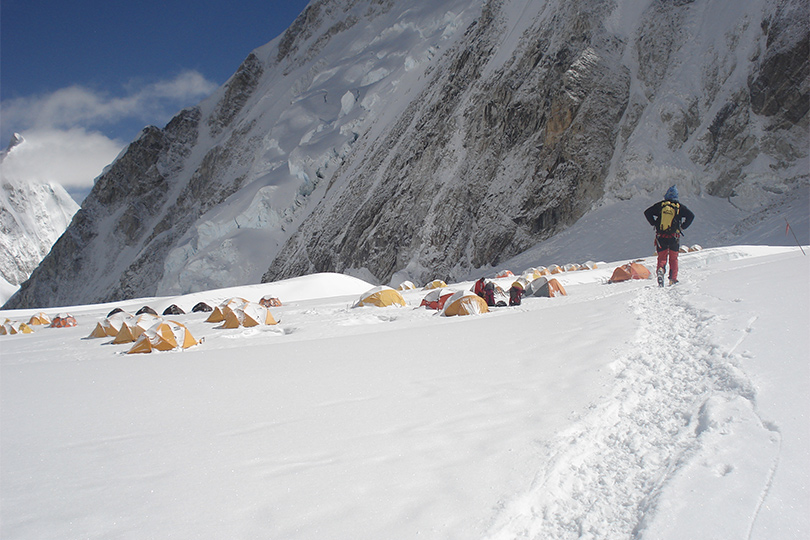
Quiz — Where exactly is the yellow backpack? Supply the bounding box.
[658,201,680,233]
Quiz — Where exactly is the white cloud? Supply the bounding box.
[1,128,124,191]
[0,70,219,201]
[1,70,218,133]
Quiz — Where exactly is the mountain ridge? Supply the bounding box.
[4,0,808,309]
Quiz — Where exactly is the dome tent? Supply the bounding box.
[192,302,213,313]
[608,262,652,283]
[420,288,456,310]
[259,296,283,307]
[87,310,132,339]
[354,286,406,308]
[127,321,198,354]
[206,298,249,323]
[112,313,161,344]
[28,312,52,326]
[422,280,447,291]
[50,314,77,328]
[441,290,489,317]
[220,303,278,328]
[525,277,568,298]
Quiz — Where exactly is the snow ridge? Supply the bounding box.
[484,283,779,539]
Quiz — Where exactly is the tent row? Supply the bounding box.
[85,310,199,354]
[397,280,448,291]
[357,286,492,316]
[498,262,598,282]
[101,294,284,320]
[80,296,282,354]
[204,297,279,328]
[1,313,77,336]
[395,262,595,293]
[356,275,568,318]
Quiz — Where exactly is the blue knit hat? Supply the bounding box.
[664,185,679,201]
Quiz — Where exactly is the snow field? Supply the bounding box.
[1,246,807,539]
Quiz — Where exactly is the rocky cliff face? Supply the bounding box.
[263,0,809,284]
[5,0,807,309]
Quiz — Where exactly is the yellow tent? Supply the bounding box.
[355,286,406,307]
[87,311,132,339]
[441,290,489,316]
[521,267,548,281]
[28,312,52,326]
[206,297,249,323]
[1,321,35,335]
[127,321,198,354]
[221,303,278,328]
[112,313,161,344]
[422,280,447,290]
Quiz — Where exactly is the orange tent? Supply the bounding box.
[259,296,283,308]
[50,314,77,328]
[420,289,456,310]
[608,262,652,283]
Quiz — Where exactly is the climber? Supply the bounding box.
[508,281,524,306]
[643,185,695,286]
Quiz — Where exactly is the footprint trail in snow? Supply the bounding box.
[484,283,781,540]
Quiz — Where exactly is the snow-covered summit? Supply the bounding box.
[0,134,80,303]
[0,133,25,158]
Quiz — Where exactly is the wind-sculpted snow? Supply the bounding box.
[484,284,780,539]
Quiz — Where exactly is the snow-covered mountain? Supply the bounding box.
[5,0,808,309]
[0,134,80,303]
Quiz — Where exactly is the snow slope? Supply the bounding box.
[1,244,807,539]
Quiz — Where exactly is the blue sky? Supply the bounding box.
[0,0,311,201]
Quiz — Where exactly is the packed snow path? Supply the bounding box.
[485,283,781,540]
